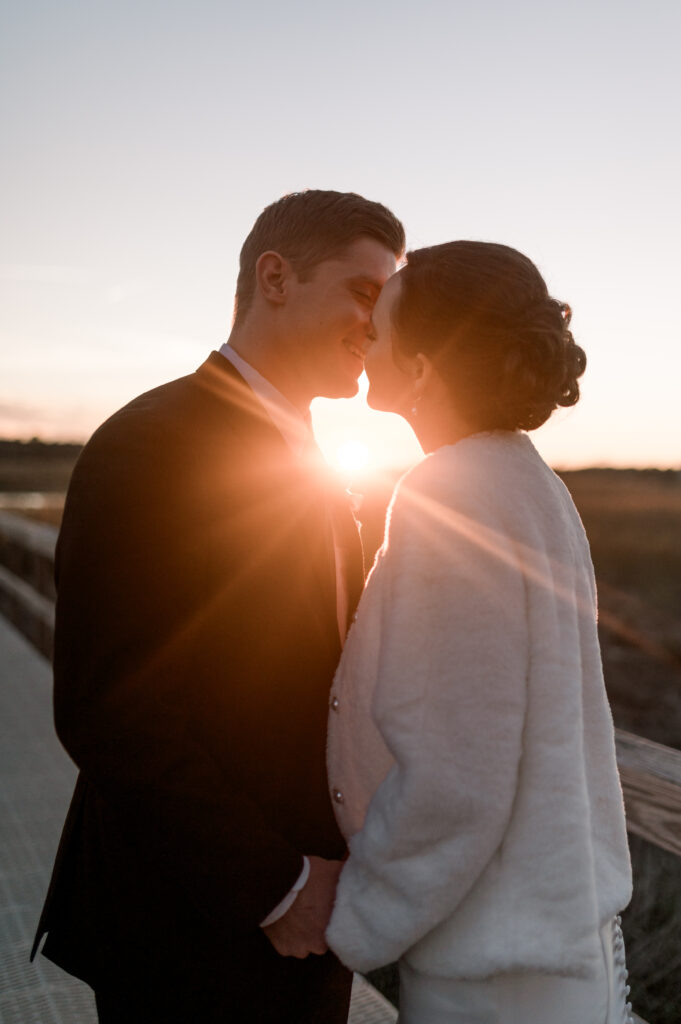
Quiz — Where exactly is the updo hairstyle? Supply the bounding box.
[392,241,586,432]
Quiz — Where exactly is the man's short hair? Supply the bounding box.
[233,190,405,325]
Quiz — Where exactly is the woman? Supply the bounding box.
[325,242,633,1023]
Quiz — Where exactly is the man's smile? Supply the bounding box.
[342,339,367,369]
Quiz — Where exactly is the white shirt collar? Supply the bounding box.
[218,343,312,458]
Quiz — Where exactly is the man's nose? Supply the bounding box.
[356,331,375,357]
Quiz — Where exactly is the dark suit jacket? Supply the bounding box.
[33,353,364,1018]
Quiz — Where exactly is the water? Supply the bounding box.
[0,492,65,511]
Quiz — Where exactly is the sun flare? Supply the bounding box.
[335,440,370,474]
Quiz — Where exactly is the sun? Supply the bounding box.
[335,440,370,474]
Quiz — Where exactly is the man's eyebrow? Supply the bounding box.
[347,275,383,293]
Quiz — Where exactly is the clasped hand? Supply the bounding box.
[262,855,343,959]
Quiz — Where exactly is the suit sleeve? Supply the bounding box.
[53,424,305,933]
[326,467,529,970]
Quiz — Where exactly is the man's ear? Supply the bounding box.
[255,251,291,306]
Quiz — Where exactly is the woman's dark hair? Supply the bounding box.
[392,241,586,432]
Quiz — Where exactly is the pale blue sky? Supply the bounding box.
[2,0,680,467]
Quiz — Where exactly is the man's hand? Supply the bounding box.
[262,855,343,958]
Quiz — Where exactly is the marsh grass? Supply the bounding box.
[561,470,681,659]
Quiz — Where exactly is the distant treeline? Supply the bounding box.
[0,439,84,460]
[0,439,84,492]
[559,466,681,485]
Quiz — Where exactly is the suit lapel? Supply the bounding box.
[193,351,362,639]
[193,352,294,462]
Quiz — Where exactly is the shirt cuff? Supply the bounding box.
[259,856,310,927]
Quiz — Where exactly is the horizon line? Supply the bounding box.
[0,435,679,476]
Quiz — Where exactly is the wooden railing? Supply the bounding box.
[615,730,681,859]
[0,510,56,658]
[1,509,676,1023]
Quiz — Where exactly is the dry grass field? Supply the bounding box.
[563,470,681,648]
[560,469,681,752]
[2,443,680,1020]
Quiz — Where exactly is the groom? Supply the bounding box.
[32,190,404,1022]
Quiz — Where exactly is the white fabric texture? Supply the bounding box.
[399,921,630,1024]
[397,919,632,1024]
[259,856,310,927]
[326,431,632,980]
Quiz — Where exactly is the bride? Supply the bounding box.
[325,241,633,1024]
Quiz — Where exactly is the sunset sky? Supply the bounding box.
[2,0,680,472]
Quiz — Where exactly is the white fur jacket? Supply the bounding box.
[326,432,631,980]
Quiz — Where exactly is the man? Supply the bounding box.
[32,190,404,1022]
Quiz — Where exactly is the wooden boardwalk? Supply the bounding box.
[0,613,396,1023]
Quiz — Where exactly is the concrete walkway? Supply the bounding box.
[0,615,97,1022]
[0,614,396,1023]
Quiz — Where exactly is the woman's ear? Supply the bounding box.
[411,353,437,396]
[254,251,291,306]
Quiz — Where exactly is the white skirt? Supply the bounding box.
[398,918,633,1024]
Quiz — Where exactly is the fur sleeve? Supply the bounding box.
[326,459,529,971]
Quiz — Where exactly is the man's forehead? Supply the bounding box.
[331,237,398,276]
